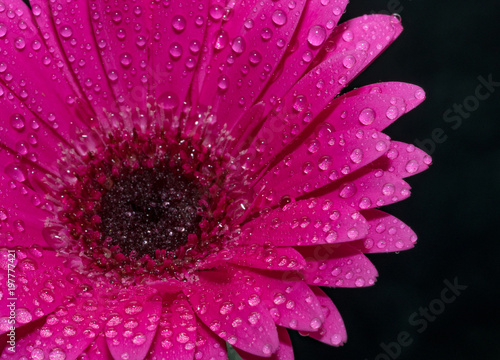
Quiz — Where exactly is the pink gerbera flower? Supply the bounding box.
[0,0,431,358]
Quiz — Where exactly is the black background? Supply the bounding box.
[12,0,500,359]
[291,1,500,360]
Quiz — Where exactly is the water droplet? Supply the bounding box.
[310,317,322,329]
[48,348,66,360]
[209,5,224,20]
[248,50,262,65]
[405,160,419,174]
[231,36,246,54]
[339,182,357,198]
[342,55,356,69]
[358,108,375,125]
[10,113,25,130]
[0,23,7,38]
[14,37,26,50]
[260,27,272,41]
[119,53,132,67]
[382,183,395,196]
[213,30,228,50]
[307,25,326,47]
[5,163,26,182]
[386,106,399,120]
[350,148,363,164]
[157,91,179,110]
[272,10,287,26]
[217,75,229,91]
[342,30,353,42]
[59,26,73,39]
[293,94,307,112]
[169,42,183,59]
[172,15,186,32]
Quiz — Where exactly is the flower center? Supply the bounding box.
[99,166,201,258]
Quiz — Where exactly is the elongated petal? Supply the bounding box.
[236,326,294,360]
[255,129,391,202]
[0,249,82,334]
[104,290,162,360]
[186,268,279,357]
[304,286,346,346]
[147,293,197,360]
[240,201,368,246]
[258,0,349,112]
[350,209,418,253]
[227,245,305,271]
[193,320,228,360]
[250,269,324,332]
[296,245,378,287]
[2,295,107,360]
[369,141,432,178]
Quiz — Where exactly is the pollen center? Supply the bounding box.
[99,166,201,258]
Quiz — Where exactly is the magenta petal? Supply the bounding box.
[2,295,106,360]
[236,326,294,360]
[186,268,279,357]
[296,245,378,287]
[250,269,324,332]
[315,169,412,210]
[349,209,418,253]
[304,286,347,346]
[80,334,114,360]
[370,141,432,178]
[0,155,54,247]
[255,129,391,202]
[193,319,228,360]
[37,0,121,126]
[259,0,349,113]
[149,0,208,122]
[147,293,197,360]
[240,200,368,246]
[227,245,306,271]
[0,249,81,334]
[104,290,162,360]
[198,0,307,138]
[90,0,150,117]
[317,94,408,132]
[344,82,426,114]
[245,15,403,171]
[0,1,93,139]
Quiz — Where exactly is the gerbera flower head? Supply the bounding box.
[0,0,431,358]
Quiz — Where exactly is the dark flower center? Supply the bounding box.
[99,166,201,258]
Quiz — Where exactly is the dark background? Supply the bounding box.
[14,0,500,359]
[291,0,500,359]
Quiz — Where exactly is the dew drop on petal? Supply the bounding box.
[59,26,73,39]
[0,23,6,38]
[358,108,375,125]
[386,106,399,120]
[14,37,26,50]
[157,91,179,110]
[339,183,357,198]
[405,160,419,174]
[307,25,327,47]
[272,10,287,26]
[172,15,186,32]
[231,36,246,54]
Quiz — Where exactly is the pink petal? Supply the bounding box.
[0,1,94,139]
[250,269,324,332]
[193,319,228,360]
[236,326,294,360]
[34,0,122,127]
[240,200,368,246]
[314,93,408,132]
[369,141,432,178]
[80,334,114,360]
[303,286,347,346]
[186,268,279,357]
[227,245,306,271]
[2,295,107,360]
[0,81,68,175]
[89,0,150,118]
[198,0,307,140]
[255,129,391,202]
[104,289,162,360]
[344,82,426,114]
[0,249,81,333]
[245,14,403,172]
[149,0,208,123]
[0,151,55,247]
[312,169,412,211]
[349,209,418,253]
[258,0,349,113]
[296,244,378,287]
[147,293,197,360]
